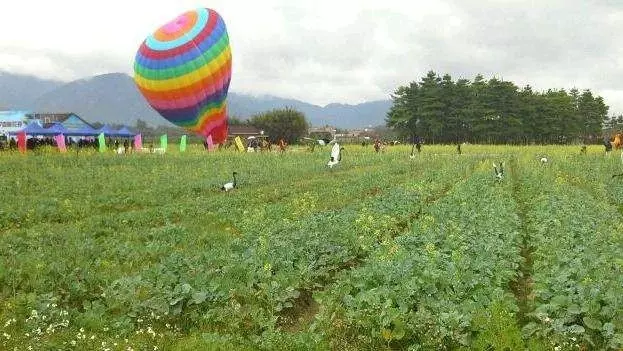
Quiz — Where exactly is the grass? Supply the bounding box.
[0,143,622,350]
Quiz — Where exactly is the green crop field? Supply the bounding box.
[1,145,622,350]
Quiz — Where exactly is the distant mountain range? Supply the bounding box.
[0,71,392,129]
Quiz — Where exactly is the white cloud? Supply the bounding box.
[1,0,623,113]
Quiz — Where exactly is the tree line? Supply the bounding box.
[386,71,610,144]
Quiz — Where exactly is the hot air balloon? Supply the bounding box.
[133,8,232,143]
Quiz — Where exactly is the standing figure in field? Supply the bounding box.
[374,139,382,153]
[260,138,271,152]
[493,162,504,181]
[614,133,622,155]
[605,133,622,157]
[604,137,613,154]
[327,143,343,168]
[410,135,422,159]
[278,139,287,152]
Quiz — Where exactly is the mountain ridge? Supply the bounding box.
[0,71,392,129]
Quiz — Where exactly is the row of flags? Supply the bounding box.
[15,133,216,154]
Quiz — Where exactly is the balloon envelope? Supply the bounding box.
[134,8,232,143]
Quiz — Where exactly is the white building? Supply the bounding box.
[0,111,32,136]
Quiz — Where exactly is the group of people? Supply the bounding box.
[213,137,283,153]
[0,136,99,151]
[0,136,137,152]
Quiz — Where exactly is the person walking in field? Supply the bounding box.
[414,135,422,153]
[374,139,382,153]
[278,138,287,152]
[604,137,613,154]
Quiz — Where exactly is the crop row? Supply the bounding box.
[0,150,477,349]
[313,162,524,350]
[515,155,623,350]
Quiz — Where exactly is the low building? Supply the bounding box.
[228,125,265,139]
[30,113,94,131]
[309,126,336,140]
[0,111,30,135]
[334,128,378,144]
[0,111,94,137]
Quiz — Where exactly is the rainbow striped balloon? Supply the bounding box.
[133,8,232,143]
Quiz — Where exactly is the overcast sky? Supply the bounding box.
[1,0,622,113]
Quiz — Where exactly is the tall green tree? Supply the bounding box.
[451,78,471,143]
[248,107,308,144]
[387,83,420,140]
[578,90,609,142]
[417,71,444,142]
[386,71,611,144]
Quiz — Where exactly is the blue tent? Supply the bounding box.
[95,125,118,136]
[114,126,136,137]
[46,122,71,135]
[9,122,52,135]
[66,125,99,136]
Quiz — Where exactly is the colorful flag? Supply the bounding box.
[134,134,142,150]
[54,134,67,152]
[180,135,187,152]
[98,133,106,153]
[17,131,26,154]
[206,135,214,151]
[234,136,244,152]
[160,134,167,152]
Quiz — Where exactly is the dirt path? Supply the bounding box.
[508,158,535,325]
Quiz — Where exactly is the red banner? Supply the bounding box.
[17,131,26,154]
